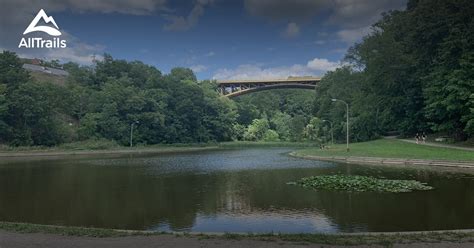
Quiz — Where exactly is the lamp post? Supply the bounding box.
[130,121,139,147]
[331,98,349,152]
[322,119,333,145]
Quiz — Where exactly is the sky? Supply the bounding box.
[0,0,407,80]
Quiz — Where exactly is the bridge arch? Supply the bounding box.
[216,77,320,98]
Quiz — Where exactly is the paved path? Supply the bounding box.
[1,231,473,248]
[397,138,474,151]
[290,153,474,170]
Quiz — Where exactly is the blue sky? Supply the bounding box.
[1,0,407,80]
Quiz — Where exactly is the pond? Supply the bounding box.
[0,148,473,233]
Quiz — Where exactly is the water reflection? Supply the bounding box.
[0,148,473,233]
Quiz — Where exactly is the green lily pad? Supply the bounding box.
[288,175,434,193]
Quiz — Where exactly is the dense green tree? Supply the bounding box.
[243,118,269,141]
[312,0,474,141]
[304,117,324,142]
[271,112,292,141]
[263,129,280,141]
[0,83,8,142]
[0,52,239,146]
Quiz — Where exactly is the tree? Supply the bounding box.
[263,130,279,141]
[304,117,325,142]
[0,84,8,142]
[243,118,269,141]
[271,112,291,141]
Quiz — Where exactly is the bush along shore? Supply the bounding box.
[288,175,434,193]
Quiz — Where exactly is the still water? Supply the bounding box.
[0,148,473,233]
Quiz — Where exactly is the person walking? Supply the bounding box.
[422,132,427,143]
[415,133,420,144]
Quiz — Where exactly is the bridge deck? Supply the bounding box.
[217,77,321,84]
[216,77,321,97]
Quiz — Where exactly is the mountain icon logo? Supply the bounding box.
[23,9,62,36]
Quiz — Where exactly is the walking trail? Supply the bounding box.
[397,138,474,151]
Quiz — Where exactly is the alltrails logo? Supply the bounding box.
[18,9,67,48]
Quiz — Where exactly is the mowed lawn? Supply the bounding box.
[296,139,474,161]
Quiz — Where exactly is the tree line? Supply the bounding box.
[0,0,472,146]
[230,0,473,144]
[0,53,237,146]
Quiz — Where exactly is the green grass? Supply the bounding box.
[0,221,472,246]
[219,141,319,148]
[0,222,130,237]
[296,139,474,161]
[58,139,121,150]
[0,140,316,153]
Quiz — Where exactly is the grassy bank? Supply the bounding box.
[0,221,473,246]
[0,140,317,155]
[295,139,474,161]
[0,139,217,152]
[219,141,318,148]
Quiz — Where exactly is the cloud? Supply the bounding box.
[1,0,167,18]
[306,58,339,71]
[16,32,105,65]
[213,57,340,80]
[47,43,105,65]
[190,64,207,73]
[244,0,406,42]
[244,0,326,22]
[163,0,214,31]
[0,0,167,63]
[244,0,406,28]
[328,0,406,28]
[337,26,372,44]
[282,22,300,38]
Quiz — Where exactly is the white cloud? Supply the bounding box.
[337,26,372,44]
[282,22,300,38]
[46,44,104,65]
[190,64,207,73]
[306,58,339,71]
[163,0,214,31]
[14,32,105,65]
[213,57,340,80]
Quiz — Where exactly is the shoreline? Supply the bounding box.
[0,221,473,247]
[289,152,474,169]
[0,141,318,158]
[0,146,220,158]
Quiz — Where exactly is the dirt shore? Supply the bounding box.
[1,230,473,248]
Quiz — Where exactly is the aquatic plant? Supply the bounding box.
[288,175,434,193]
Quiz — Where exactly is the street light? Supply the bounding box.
[331,98,349,152]
[322,119,333,145]
[130,121,139,147]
